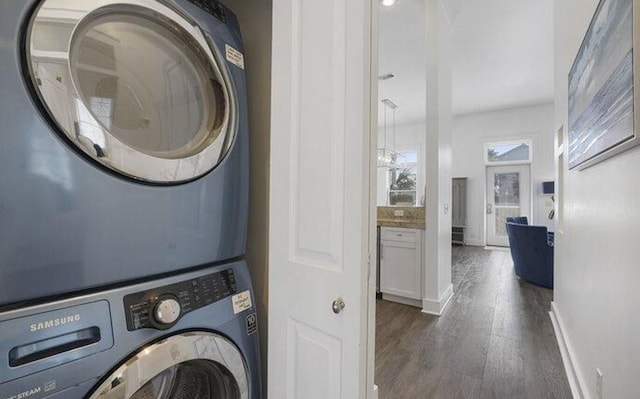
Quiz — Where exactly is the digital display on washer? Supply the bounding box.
[124,269,237,331]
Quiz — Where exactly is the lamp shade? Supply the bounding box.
[542,181,555,194]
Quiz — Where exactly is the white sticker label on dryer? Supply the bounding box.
[225,44,245,69]
[232,290,252,314]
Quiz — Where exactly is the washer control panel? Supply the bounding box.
[124,269,237,331]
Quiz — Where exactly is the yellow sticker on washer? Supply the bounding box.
[225,44,245,69]
[232,290,252,314]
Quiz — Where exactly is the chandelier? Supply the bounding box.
[378,98,406,168]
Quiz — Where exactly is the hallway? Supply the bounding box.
[375,246,572,398]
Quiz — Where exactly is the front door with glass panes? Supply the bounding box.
[486,165,531,247]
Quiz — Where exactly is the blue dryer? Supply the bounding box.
[0,261,262,398]
[0,0,249,306]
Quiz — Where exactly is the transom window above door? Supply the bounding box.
[484,140,532,164]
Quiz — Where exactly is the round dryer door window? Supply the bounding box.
[87,332,249,399]
[25,0,237,183]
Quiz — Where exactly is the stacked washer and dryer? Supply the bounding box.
[0,0,261,398]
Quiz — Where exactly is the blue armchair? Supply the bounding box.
[505,220,554,288]
[506,216,529,225]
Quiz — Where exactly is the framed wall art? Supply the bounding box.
[568,0,640,169]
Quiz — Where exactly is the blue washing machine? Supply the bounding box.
[0,0,249,306]
[0,260,261,399]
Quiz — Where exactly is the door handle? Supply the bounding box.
[487,203,493,214]
[332,298,346,314]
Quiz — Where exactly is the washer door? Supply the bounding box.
[26,0,236,183]
[88,332,249,399]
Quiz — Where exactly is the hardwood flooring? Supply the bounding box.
[375,246,572,399]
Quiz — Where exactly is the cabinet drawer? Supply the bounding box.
[380,227,419,243]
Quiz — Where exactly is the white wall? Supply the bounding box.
[452,103,555,246]
[378,0,427,126]
[221,1,271,396]
[553,1,640,398]
[377,120,425,154]
[422,0,453,314]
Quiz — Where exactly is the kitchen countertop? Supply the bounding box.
[377,206,426,229]
[377,218,426,229]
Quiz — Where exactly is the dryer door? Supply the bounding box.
[88,332,249,399]
[26,0,236,184]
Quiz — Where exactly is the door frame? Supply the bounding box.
[484,164,533,247]
[366,0,379,396]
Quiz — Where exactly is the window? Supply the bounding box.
[484,140,532,164]
[388,151,418,206]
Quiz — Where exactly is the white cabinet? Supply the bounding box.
[379,227,422,307]
[452,177,467,245]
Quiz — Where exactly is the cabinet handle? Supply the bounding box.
[380,244,383,259]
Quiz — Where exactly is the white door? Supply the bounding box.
[486,165,531,247]
[268,0,373,398]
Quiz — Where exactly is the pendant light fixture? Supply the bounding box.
[378,98,406,168]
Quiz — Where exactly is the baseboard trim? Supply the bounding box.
[421,284,454,316]
[549,301,586,399]
[381,293,422,308]
[464,239,484,247]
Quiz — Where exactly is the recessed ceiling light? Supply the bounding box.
[381,0,397,7]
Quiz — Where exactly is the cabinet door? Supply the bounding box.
[380,240,421,300]
[460,183,467,225]
[452,178,467,227]
[452,183,462,226]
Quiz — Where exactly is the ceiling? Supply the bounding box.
[378,0,427,125]
[378,0,554,124]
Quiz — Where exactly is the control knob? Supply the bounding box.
[153,297,181,325]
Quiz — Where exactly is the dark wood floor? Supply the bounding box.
[375,246,572,399]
